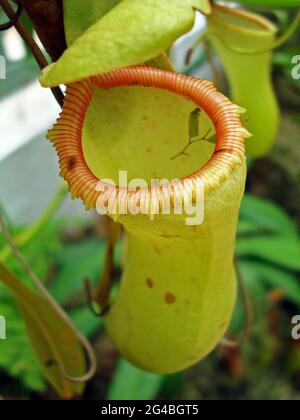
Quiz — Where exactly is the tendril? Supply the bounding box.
[0,213,97,383]
[220,259,253,349]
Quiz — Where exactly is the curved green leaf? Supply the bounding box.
[237,236,300,271]
[63,0,172,71]
[241,260,300,307]
[240,194,297,236]
[108,359,163,400]
[64,0,122,45]
[0,262,86,399]
[40,0,211,87]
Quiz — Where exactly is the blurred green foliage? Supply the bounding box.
[108,359,163,400]
[0,220,103,393]
[232,194,300,336]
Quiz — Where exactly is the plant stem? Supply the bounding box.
[171,128,214,161]
[0,0,65,107]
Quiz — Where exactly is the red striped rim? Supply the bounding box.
[47,66,250,211]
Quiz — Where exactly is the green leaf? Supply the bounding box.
[240,260,300,307]
[40,0,211,87]
[108,359,163,400]
[64,0,122,45]
[161,373,184,399]
[0,217,104,392]
[1,221,63,290]
[237,236,300,271]
[0,185,67,263]
[0,300,46,392]
[240,194,297,236]
[237,260,267,298]
[0,221,63,392]
[238,218,265,236]
[0,262,86,399]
